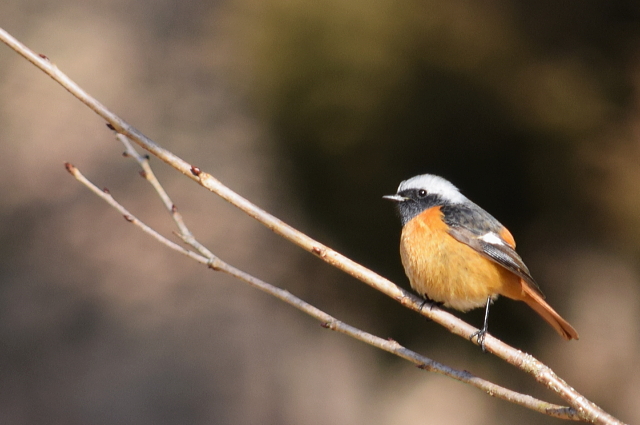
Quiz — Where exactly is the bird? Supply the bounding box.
[383,173,579,349]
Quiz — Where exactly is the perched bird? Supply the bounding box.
[383,174,578,348]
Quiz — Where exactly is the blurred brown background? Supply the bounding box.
[1,0,640,424]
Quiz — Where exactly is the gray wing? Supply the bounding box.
[447,224,545,298]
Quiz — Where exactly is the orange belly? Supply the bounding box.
[400,206,523,311]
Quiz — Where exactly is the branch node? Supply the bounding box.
[64,162,75,174]
[190,166,201,176]
[106,123,116,131]
[417,363,434,372]
[123,215,134,222]
[207,258,222,271]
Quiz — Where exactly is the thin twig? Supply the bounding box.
[64,161,580,420]
[0,27,624,424]
[116,134,212,256]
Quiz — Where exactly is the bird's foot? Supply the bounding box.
[470,328,489,353]
[419,297,443,312]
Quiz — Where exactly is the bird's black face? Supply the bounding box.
[384,189,446,226]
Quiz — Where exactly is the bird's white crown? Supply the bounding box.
[397,174,468,204]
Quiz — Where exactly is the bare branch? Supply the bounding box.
[115,134,212,256]
[1,27,624,424]
[64,161,579,420]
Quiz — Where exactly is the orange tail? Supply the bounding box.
[522,286,579,340]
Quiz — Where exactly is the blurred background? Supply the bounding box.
[1,0,639,423]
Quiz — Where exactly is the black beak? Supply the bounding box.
[382,194,406,202]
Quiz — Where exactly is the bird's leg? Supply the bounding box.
[470,296,492,352]
[419,295,443,312]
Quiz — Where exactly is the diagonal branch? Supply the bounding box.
[115,133,212,256]
[0,27,624,424]
[64,161,579,420]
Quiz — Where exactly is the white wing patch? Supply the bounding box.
[479,232,505,246]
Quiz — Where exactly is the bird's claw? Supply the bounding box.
[470,328,488,353]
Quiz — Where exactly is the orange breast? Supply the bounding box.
[400,206,521,311]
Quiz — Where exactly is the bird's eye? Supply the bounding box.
[418,189,427,198]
